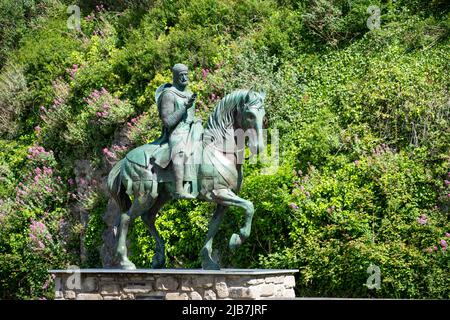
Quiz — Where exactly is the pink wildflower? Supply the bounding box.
[417,214,427,225]
[289,203,299,210]
[202,68,209,80]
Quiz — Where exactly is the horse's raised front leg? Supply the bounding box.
[117,194,155,270]
[200,204,227,270]
[141,194,169,269]
[211,189,254,250]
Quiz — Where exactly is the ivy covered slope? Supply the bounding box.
[0,0,449,299]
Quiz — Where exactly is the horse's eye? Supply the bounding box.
[263,116,268,128]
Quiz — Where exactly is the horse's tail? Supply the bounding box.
[107,159,131,211]
[107,159,123,195]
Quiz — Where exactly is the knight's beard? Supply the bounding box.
[176,82,187,90]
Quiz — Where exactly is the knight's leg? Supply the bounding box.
[173,151,195,199]
[200,205,227,270]
[211,189,255,250]
[173,151,185,192]
[141,194,169,269]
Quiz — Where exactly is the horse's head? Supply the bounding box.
[239,89,266,156]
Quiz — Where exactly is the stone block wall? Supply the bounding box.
[51,269,298,300]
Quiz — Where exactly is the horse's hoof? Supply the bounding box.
[229,233,242,250]
[202,260,220,270]
[152,256,165,269]
[200,247,220,270]
[120,259,136,270]
[152,262,165,269]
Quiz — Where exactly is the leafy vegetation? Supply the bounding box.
[0,0,449,299]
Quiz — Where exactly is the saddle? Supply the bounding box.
[125,141,171,169]
[125,121,203,179]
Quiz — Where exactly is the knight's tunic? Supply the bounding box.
[156,84,195,156]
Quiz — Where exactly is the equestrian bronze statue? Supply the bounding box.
[107,64,266,270]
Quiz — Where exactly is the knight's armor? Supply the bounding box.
[156,84,194,149]
[156,83,196,198]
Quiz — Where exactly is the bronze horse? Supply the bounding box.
[107,89,266,269]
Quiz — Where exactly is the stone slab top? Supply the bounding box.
[49,268,299,275]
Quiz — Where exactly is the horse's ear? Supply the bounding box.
[246,87,255,102]
[259,91,266,100]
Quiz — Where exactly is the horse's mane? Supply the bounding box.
[204,89,260,144]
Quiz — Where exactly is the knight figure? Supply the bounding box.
[155,63,198,199]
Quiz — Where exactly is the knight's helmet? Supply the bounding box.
[172,63,188,75]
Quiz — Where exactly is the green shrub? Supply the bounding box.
[0,0,57,68]
[302,0,381,48]
[259,147,450,298]
[0,63,31,138]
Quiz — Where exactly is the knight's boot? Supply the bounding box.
[173,155,195,199]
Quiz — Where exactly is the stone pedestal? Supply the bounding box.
[49,269,298,300]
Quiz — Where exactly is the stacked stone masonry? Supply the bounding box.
[51,270,298,300]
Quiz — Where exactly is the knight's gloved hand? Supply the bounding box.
[186,93,197,108]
